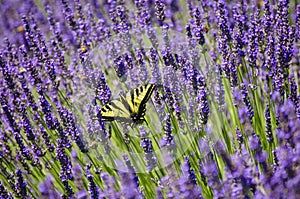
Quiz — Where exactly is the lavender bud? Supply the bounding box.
[155,0,166,25]
[241,84,254,120]
[61,0,77,32]
[161,114,175,152]
[235,127,243,153]
[86,166,99,199]
[15,169,27,198]
[113,55,127,79]
[289,76,300,119]
[140,127,157,171]
[39,175,60,198]
[0,182,13,199]
[265,104,273,144]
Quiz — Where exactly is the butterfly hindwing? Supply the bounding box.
[101,99,131,123]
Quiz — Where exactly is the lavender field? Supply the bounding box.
[0,0,299,198]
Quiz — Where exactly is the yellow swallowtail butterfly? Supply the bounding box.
[100,84,156,124]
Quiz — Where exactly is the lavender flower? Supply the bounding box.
[61,0,77,32]
[17,55,38,111]
[137,48,149,82]
[178,156,202,198]
[44,4,66,51]
[0,182,13,199]
[216,0,231,42]
[263,34,276,73]
[235,127,243,153]
[119,167,142,198]
[0,129,13,161]
[39,175,60,198]
[265,104,273,144]
[58,107,88,153]
[1,92,32,160]
[191,8,205,45]
[149,47,162,84]
[202,152,224,198]
[232,3,246,59]
[240,84,254,121]
[56,140,74,197]
[289,76,300,119]
[296,5,300,41]
[140,127,157,171]
[215,64,225,110]
[247,10,259,71]
[155,0,166,25]
[95,72,112,106]
[263,0,274,42]
[16,153,31,174]
[113,55,127,79]
[91,105,111,154]
[15,169,27,198]
[123,154,139,185]
[86,165,99,199]
[39,125,55,152]
[161,113,175,152]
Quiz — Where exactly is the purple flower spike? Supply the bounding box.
[155,0,166,25]
[247,11,259,70]
[140,127,157,171]
[113,55,127,79]
[0,182,13,199]
[161,114,175,152]
[232,3,246,59]
[0,129,13,161]
[191,7,205,45]
[95,71,112,106]
[61,0,77,32]
[216,0,231,42]
[15,169,27,198]
[241,84,254,121]
[149,48,162,85]
[265,104,273,144]
[86,165,99,199]
[1,92,32,161]
[215,64,225,110]
[289,76,300,119]
[263,0,274,39]
[119,166,143,198]
[21,107,35,141]
[235,127,243,153]
[56,139,74,197]
[137,49,149,82]
[39,175,60,198]
[39,125,55,152]
[58,107,88,153]
[179,156,202,198]
[17,56,38,111]
[296,5,300,41]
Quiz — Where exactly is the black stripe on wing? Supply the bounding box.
[138,84,156,115]
[101,101,121,121]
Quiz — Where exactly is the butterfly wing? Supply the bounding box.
[101,99,132,123]
[126,84,156,116]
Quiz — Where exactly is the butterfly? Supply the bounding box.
[99,84,156,124]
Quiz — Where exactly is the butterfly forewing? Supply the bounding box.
[126,84,156,114]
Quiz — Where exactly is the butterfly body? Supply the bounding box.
[100,84,156,124]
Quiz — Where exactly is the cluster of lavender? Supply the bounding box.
[0,0,299,198]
